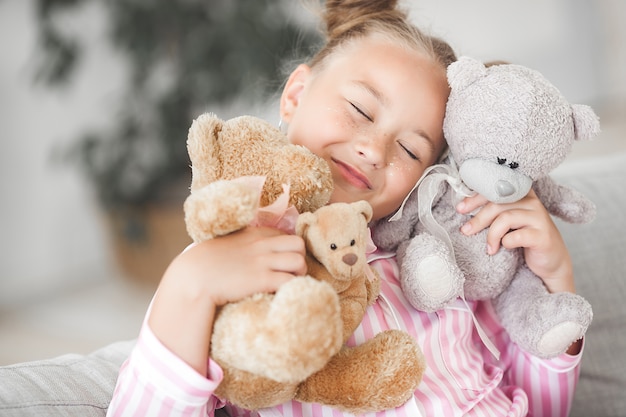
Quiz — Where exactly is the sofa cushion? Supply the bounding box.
[0,340,134,417]
[0,340,226,417]
[553,152,626,417]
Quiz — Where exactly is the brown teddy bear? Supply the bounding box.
[183,113,425,413]
[184,113,334,241]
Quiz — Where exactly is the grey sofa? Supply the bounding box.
[1,152,625,417]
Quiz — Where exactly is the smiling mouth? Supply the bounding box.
[332,158,372,189]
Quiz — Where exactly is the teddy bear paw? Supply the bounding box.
[401,254,462,312]
[537,321,585,357]
[264,277,344,382]
[184,180,260,241]
[211,277,343,383]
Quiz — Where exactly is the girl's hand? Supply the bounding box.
[148,226,307,374]
[457,189,575,294]
[177,226,309,306]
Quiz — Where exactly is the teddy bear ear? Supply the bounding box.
[447,56,488,92]
[571,104,601,142]
[295,212,316,238]
[352,200,373,223]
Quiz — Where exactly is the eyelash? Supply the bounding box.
[350,102,373,122]
[349,101,420,161]
[399,142,419,161]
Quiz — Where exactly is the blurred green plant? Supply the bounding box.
[34,0,320,208]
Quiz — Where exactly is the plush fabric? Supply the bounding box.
[0,152,624,417]
[371,57,598,359]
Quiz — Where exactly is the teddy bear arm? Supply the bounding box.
[338,284,370,343]
[183,180,261,242]
[365,267,381,306]
[534,176,596,224]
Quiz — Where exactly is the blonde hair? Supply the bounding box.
[307,0,456,72]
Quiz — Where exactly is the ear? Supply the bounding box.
[280,64,310,123]
[571,104,601,141]
[295,211,316,239]
[352,200,373,223]
[447,56,487,92]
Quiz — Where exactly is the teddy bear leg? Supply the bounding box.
[214,367,298,410]
[295,330,425,414]
[493,265,592,358]
[211,276,343,383]
[397,234,464,312]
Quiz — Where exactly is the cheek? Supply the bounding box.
[387,157,423,190]
[289,105,349,152]
[382,159,423,212]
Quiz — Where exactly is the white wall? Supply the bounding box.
[409,0,625,108]
[0,0,623,305]
[0,1,127,304]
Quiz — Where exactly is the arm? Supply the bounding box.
[458,189,581,354]
[149,226,307,374]
[108,226,307,416]
[107,319,224,416]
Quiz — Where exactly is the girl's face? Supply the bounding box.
[280,37,449,221]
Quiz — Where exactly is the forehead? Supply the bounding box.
[321,36,447,96]
[323,37,448,144]
[318,34,431,71]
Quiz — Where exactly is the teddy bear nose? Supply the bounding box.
[342,253,358,266]
[496,180,515,197]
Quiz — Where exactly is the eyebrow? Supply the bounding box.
[352,80,437,152]
[352,80,389,107]
[414,123,437,152]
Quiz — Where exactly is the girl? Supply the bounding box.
[108,1,583,416]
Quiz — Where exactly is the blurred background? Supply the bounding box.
[0,0,624,365]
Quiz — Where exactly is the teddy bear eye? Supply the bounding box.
[509,161,519,169]
[497,157,507,165]
[330,243,337,250]
[350,239,356,246]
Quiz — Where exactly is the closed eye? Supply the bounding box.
[350,102,373,122]
[399,142,419,161]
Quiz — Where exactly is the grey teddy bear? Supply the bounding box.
[371,56,599,358]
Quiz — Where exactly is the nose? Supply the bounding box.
[355,135,387,168]
[343,253,358,266]
[496,180,515,197]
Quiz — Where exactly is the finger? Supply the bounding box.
[265,234,306,255]
[256,271,298,294]
[499,227,542,251]
[266,251,307,276]
[485,208,538,253]
[460,201,505,236]
[456,193,489,214]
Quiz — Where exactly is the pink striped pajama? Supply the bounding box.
[107,249,582,417]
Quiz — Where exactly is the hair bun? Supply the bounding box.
[323,0,402,40]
